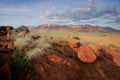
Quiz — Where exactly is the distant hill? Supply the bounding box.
[29,24,120,32]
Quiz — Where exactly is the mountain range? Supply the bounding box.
[29,24,120,32]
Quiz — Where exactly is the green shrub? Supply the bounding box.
[72,36,80,40]
[12,46,28,79]
[16,25,29,33]
[109,44,120,49]
[12,52,27,71]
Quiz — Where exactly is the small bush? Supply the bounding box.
[50,36,53,39]
[109,44,120,49]
[72,36,80,40]
[99,34,107,37]
[16,25,29,33]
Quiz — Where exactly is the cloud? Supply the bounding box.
[0,6,33,17]
[43,1,120,30]
[115,17,120,23]
[45,7,58,19]
[45,5,119,22]
[89,0,97,2]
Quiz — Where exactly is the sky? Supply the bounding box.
[0,0,120,29]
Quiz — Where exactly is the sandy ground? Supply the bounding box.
[48,34,120,49]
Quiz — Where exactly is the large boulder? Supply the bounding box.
[77,43,100,63]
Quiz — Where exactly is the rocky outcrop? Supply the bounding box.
[31,50,80,80]
[17,41,120,80]
[0,26,13,41]
[0,26,14,49]
[0,26,13,80]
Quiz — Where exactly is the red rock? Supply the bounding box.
[31,50,80,80]
[77,44,98,63]
[0,63,11,80]
[68,40,81,48]
[0,26,13,41]
[7,42,13,49]
[46,50,79,69]
[6,32,10,41]
[6,26,13,41]
[47,51,62,63]
[52,41,68,47]
[16,44,120,80]
[0,53,11,67]
[0,26,7,36]
[6,26,13,32]
[0,53,11,80]
[0,42,13,49]
[52,42,77,57]
[104,48,120,66]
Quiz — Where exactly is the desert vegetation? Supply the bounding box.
[0,26,120,80]
[14,32,52,60]
[72,36,80,40]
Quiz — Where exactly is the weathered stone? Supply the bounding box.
[104,47,120,66]
[77,44,98,63]
[68,40,81,48]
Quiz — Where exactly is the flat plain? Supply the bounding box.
[39,30,120,49]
